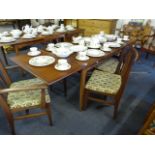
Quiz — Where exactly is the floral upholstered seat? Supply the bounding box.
[7,78,50,109]
[144,119,155,134]
[85,70,121,95]
[96,58,119,73]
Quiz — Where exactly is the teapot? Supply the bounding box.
[22,24,32,34]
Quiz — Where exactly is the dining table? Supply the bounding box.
[10,41,132,110]
[0,29,84,65]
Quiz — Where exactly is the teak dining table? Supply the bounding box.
[0,29,84,65]
[10,42,131,110]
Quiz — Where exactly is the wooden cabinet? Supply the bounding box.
[64,19,117,36]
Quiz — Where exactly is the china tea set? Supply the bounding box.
[0,24,76,43]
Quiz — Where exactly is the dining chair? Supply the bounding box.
[0,59,52,134]
[141,32,155,60]
[96,57,119,74]
[80,45,136,118]
[139,101,155,135]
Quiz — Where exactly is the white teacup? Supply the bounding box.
[117,38,122,43]
[79,40,85,46]
[30,47,38,52]
[103,43,109,49]
[78,51,87,59]
[57,59,68,67]
[48,43,55,48]
[100,31,105,36]
[123,35,129,40]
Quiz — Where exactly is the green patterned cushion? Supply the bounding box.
[7,78,50,109]
[144,119,155,134]
[96,58,119,73]
[85,70,121,94]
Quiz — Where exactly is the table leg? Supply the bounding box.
[48,86,53,104]
[1,46,9,65]
[79,69,88,111]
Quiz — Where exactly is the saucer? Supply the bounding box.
[27,50,41,56]
[88,44,101,49]
[54,63,71,71]
[101,47,112,52]
[75,55,89,61]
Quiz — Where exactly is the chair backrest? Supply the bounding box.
[142,33,155,49]
[116,45,135,83]
[0,59,12,88]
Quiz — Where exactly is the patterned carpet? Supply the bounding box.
[0,49,155,135]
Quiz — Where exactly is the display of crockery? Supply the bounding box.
[70,45,88,52]
[29,56,55,67]
[27,50,41,56]
[22,33,36,39]
[55,42,73,48]
[0,37,16,43]
[86,49,105,57]
[75,55,89,61]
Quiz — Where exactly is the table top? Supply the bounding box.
[0,29,84,47]
[10,43,129,85]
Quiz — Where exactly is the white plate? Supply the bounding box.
[86,49,105,57]
[107,42,121,48]
[0,37,16,43]
[55,42,73,48]
[56,29,66,33]
[70,45,88,52]
[27,51,41,56]
[123,38,129,41]
[75,55,89,61]
[54,63,71,71]
[101,47,112,52]
[22,34,35,39]
[87,44,101,49]
[29,56,55,67]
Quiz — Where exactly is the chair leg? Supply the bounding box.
[6,114,16,135]
[25,109,29,115]
[46,103,53,126]
[113,104,119,119]
[81,90,88,111]
[145,53,149,59]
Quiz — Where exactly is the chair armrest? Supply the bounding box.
[0,84,48,94]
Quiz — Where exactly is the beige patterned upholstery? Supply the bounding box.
[7,78,50,109]
[3,45,14,53]
[85,70,121,95]
[96,58,119,73]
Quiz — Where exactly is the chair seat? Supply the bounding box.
[96,58,119,73]
[7,78,50,109]
[3,45,14,53]
[85,70,121,95]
